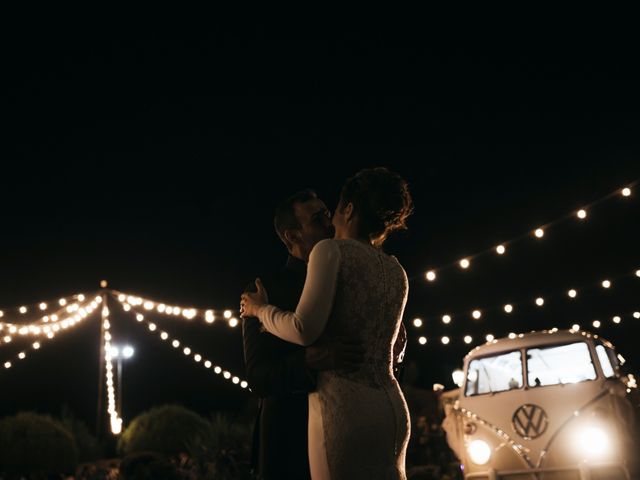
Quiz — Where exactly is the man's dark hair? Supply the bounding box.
[273,189,318,244]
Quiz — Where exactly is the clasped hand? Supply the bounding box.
[240,278,268,318]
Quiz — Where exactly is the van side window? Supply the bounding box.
[527,342,596,387]
[595,344,616,378]
[465,351,523,396]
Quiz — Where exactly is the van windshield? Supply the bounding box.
[527,342,596,387]
[465,351,523,396]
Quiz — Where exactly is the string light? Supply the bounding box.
[101,294,123,435]
[415,311,636,348]
[1,295,90,338]
[414,180,638,284]
[412,318,423,328]
[122,300,249,390]
[442,315,452,325]
[416,266,637,329]
[418,336,427,345]
[112,290,237,328]
[1,298,99,376]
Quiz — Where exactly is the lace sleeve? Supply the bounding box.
[256,239,340,345]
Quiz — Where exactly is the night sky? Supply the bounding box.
[1,24,639,433]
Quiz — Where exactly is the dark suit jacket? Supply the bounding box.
[242,255,314,480]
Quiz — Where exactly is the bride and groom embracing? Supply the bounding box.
[241,167,413,480]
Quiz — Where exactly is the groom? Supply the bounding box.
[242,189,366,480]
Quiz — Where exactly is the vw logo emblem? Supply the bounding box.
[512,404,548,440]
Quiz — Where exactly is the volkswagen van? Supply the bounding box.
[441,329,639,479]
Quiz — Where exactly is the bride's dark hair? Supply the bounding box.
[338,167,413,247]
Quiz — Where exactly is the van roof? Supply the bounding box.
[465,329,614,360]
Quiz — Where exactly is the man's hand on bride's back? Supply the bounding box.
[304,335,365,373]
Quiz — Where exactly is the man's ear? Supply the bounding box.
[283,229,301,249]
[343,202,355,223]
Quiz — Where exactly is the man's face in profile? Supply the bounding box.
[293,198,335,256]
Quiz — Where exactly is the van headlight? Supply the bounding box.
[467,439,492,465]
[577,426,611,457]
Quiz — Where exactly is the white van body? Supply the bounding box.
[442,330,639,479]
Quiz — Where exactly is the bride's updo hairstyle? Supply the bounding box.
[338,167,413,247]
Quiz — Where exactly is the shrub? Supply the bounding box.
[117,404,212,457]
[0,412,78,478]
[60,405,104,462]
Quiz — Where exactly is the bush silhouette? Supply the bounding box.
[119,451,181,480]
[60,405,104,462]
[118,404,213,457]
[0,412,78,477]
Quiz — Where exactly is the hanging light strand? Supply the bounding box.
[111,289,239,328]
[411,309,640,348]
[118,297,249,391]
[409,267,639,327]
[1,297,101,371]
[0,296,100,341]
[0,292,91,327]
[101,295,123,435]
[416,180,638,283]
